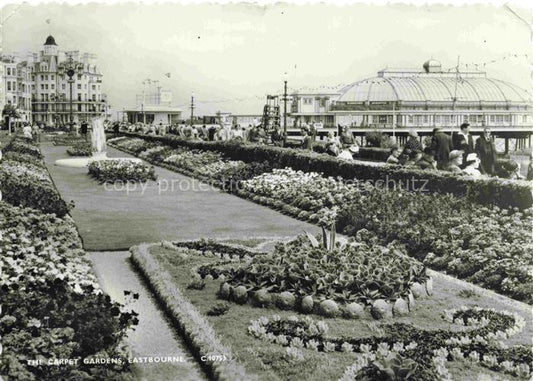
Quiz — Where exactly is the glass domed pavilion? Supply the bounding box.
[331,59,531,131]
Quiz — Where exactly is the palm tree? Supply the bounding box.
[2,103,21,134]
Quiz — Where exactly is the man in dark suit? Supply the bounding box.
[430,127,452,169]
[475,128,497,175]
[452,123,474,166]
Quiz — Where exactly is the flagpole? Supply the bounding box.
[451,55,460,135]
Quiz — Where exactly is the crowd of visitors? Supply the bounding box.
[385,122,528,179]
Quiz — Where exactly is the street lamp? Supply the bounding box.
[58,56,83,127]
[283,72,288,138]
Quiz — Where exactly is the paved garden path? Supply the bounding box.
[89,251,205,381]
[41,142,320,251]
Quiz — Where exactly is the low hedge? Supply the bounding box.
[130,244,255,381]
[358,147,391,161]
[121,132,533,209]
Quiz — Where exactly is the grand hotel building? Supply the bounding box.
[1,35,108,126]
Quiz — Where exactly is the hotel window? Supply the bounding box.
[13,69,16,76]
[504,115,510,123]
[62,84,66,90]
[78,104,82,112]
[303,98,313,105]
[407,115,413,124]
[45,84,49,90]
[78,94,82,101]
[13,96,17,104]
[51,84,55,89]
[77,84,82,90]
[92,85,96,90]
[92,94,96,101]
[7,82,11,91]
[6,68,11,75]
[51,75,54,80]
[319,98,327,108]
[77,74,82,80]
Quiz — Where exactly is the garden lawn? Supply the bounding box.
[148,241,532,381]
[40,142,319,251]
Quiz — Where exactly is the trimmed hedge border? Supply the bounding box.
[357,147,391,161]
[129,244,256,381]
[120,132,533,209]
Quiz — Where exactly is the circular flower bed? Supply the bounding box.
[88,159,157,183]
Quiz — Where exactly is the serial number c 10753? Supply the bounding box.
[201,355,228,362]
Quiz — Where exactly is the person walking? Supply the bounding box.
[452,122,474,165]
[475,128,497,175]
[81,121,89,141]
[32,122,41,143]
[430,127,452,169]
[301,127,313,150]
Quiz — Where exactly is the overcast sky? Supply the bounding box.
[2,1,531,116]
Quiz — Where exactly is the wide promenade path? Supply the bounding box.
[42,142,319,251]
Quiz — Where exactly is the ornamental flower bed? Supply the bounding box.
[66,141,92,156]
[239,168,533,303]
[0,201,137,380]
[0,202,137,380]
[248,307,531,380]
[5,139,43,158]
[197,233,429,318]
[0,141,70,217]
[110,137,154,154]
[2,151,45,168]
[87,159,157,183]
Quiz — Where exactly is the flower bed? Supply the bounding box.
[141,239,532,380]
[2,151,45,168]
[51,134,87,146]
[0,140,71,217]
[0,204,137,379]
[66,141,92,156]
[5,139,43,158]
[197,234,429,319]
[87,159,157,183]
[249,307,531,380]
[238,169,533,303]
[109,137,273,191]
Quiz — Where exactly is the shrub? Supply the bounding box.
[67,141,92,156]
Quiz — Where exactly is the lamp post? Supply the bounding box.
[59,56,83,128]
[283,74,288,137]
[190,92,195,126]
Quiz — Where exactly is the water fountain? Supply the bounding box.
[55,118,142,168]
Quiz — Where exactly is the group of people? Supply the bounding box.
[111,120,288,144]
[21,122,42,142]
[387,122,527,179]
[301,124,360,160]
